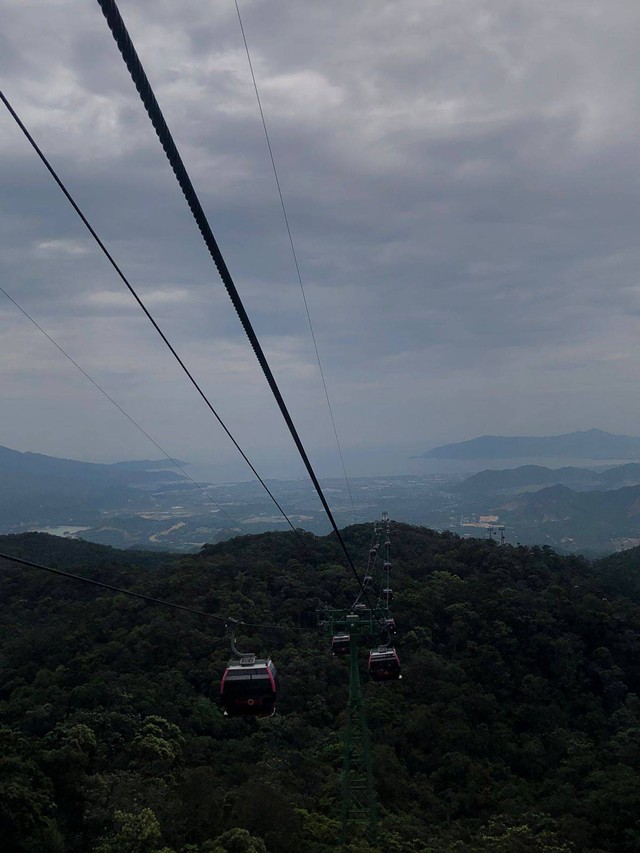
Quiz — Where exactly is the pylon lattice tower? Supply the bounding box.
[319,606,385,845]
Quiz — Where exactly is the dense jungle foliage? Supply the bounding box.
[2,525,640,852]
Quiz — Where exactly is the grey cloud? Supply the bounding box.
[2,0,640,476]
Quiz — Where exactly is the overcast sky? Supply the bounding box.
[2,0,640,480]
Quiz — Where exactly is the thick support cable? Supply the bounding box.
[95,0,370,602]
[0,89,305,550]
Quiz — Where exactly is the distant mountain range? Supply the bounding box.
[0,445,174,480]
[420,429,640,460]
[445,460,640,554]
[497,482,640,553]
[0,445,182,527]
[458,463,640,495]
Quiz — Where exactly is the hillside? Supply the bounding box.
[459,463,640,496]
[497,482,640,553]
[0,445,184,527]
[0,446,170,478]
[0,531,182,571]
[457,465,602,494]
[421,428,640,460]
[2,526,640,851]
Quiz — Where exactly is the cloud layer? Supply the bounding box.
[2,0,640,478]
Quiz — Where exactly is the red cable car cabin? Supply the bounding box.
[368,646,401,682]
[331,633,351,655]
[220,655,278,717]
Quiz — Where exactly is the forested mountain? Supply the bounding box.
[497,482,640,552]
[3,526,640,852]
[448,464,640,554]
[421,429,640,460]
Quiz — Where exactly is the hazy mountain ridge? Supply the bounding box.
[429,462,640,554]
[459,462,640,495]
[422,428,640,460]
[0,444,185,527]
[458,465,600,494]
[0,444,176,482]
[496,482,640,552]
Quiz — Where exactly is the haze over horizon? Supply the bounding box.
[3,1,640,482]
[4,428,640,483]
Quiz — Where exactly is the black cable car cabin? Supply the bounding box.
[368,646,401,682]
[220,655,278,717]
[331,633,351,655]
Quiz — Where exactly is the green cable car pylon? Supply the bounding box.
[319,515,398,847]
[342,630,377,843]
[319,606,384,845]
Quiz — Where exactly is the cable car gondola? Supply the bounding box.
[383,587,394,602]
[220,654,278,717]
[331,633,351,655]
[368,646,401,682]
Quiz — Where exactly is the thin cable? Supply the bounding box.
[0,89,305,550]
[0,550,280,629]
[234,0,357,524]
[0,284,240,529]
[94,0,372,607]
